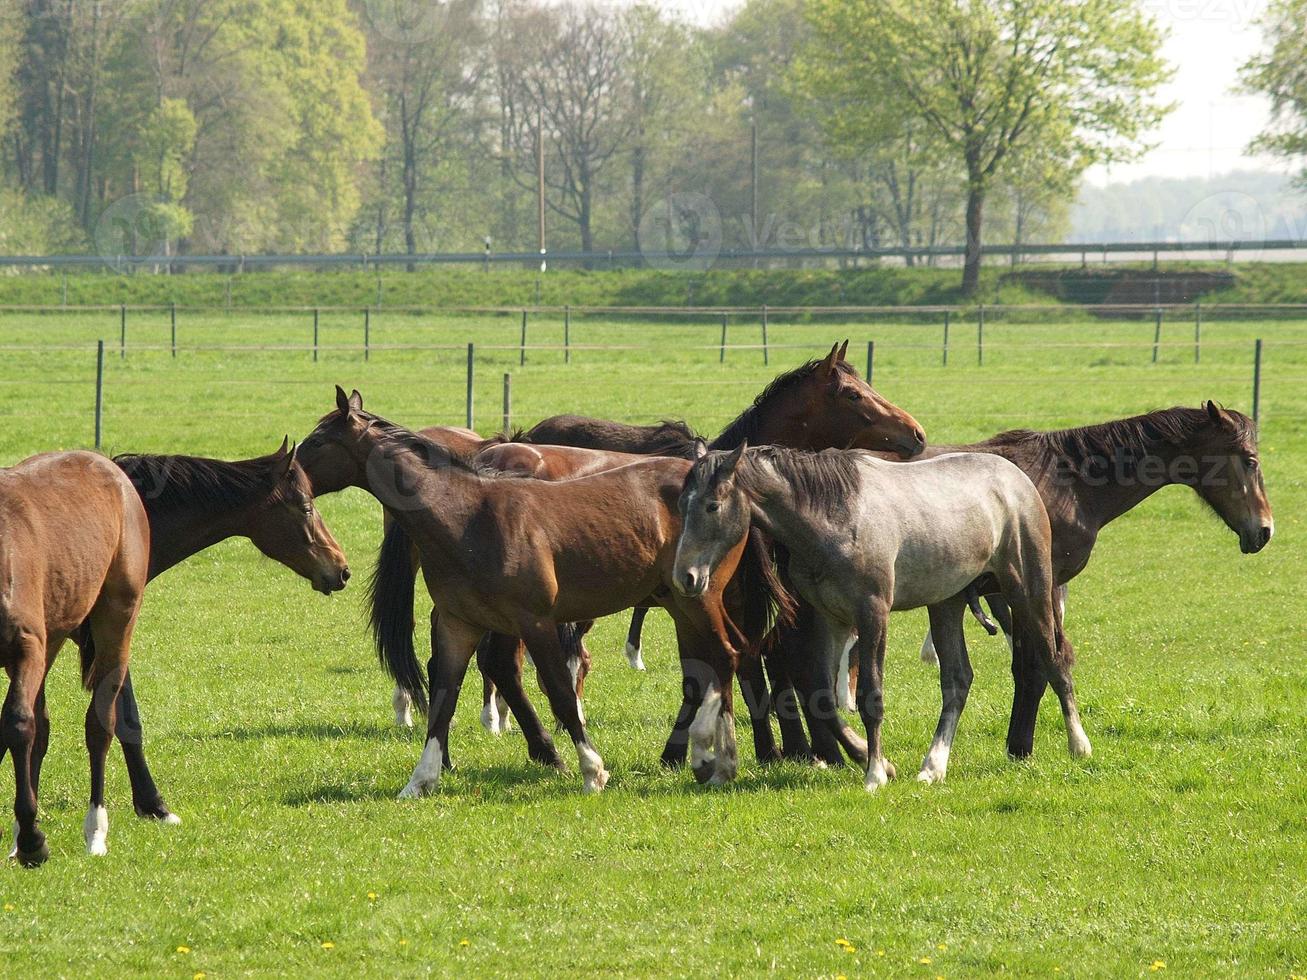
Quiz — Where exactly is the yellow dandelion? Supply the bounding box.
[193,974,206,980]
[321,941,335,950]
[837,975,847,980]
[938,943,948,951]
[877,949,886,957]
[368,891,378,901]
[919,956,933,965]
[176,945,191,955]
[1149,961,1166,972]
[3,903,14,912]
[399,939,409,946]
[844,945,857,954]
[836,938,852,948]
[459,938,471,948]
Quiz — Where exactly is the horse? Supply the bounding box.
[378,342,925,765]
[76,440,351,825]
[672,444,1088,789]
[1,451,150,865]
[823,402,1274,762]
[298,388,790,794]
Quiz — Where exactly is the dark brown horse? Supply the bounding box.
[811,403,1275,766]
[1,451,150,865]
[79,442,351,825]
[299,388,791,793]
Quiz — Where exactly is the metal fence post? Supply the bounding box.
[119,305,126,359]
[466,343,475,429]
[866,340,875,385]
[564,305,571,364]
[1152,308,1162,364]
[719,315,728,364]
[364,307,371,362]
[1194,301,1201,364]
[94,340,104,449]
[503,373,512,435]
[977,305,985,366]
[313,308,319,363]
[943,310,950,366]
[1252,338,1262,425]
[761,305,769,365]
[520,310,528,366]
[170,303,177,359]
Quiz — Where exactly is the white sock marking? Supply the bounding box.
[837,639,856,711]
[84,805,109,856]
[709,711,738,784]
[864,756,890,792]
[576,742,609,794]
[399,737,444,798]
[392,686,414,728]
[689,685,723,773]
[496,694,512,733]
[624,641,646,671]
[917,742,951,784]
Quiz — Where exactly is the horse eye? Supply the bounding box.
[1247,457,1259,470]
[706,501,720,514]
[846,390,860,401]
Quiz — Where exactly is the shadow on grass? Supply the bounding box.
[210,720,413,743]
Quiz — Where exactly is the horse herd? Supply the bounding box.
[0,341,1273,865]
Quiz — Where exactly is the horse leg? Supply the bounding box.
[918,598,974,784]
[854,600,894,791]
[736,652,780,766]
[399,614,479,798]
[110,669,180,824]
[3,632,47,866]
[787,611,866,767]
[1006,584,1090,761]
[624,607,649,670]
[673,621,738,786]
[479,633,564,770]
[659,672,699,768]
[522,622,608,794]
[762,631,813,762]
[84,602,137,857]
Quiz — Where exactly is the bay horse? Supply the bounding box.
[299,388,790,794]
[819,403,1275,764]
[81,441,351,824]
[1,451,150,866]
[672,444,1086,790]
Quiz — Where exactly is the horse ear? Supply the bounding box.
[271,440,295,480]
[819,343,839,376]
[693,438,708,460]
[274,435,290,458]
[335,385,352,416]
[720,440,747,481]
[837,339,849,362]
[1205,400,1230,427]
[348,389,364,412]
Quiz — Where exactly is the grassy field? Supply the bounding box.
[0,307,1303,976]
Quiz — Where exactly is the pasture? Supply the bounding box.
[0,308,1303,976]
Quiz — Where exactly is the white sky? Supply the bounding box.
[649,0,1292,186]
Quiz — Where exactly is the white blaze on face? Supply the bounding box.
[399,737,444,798]
[84,805,109,856]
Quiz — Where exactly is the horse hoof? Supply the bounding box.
[397,780,436,799]
[624,642,646,671]
[15,841,49,868]
[660,752,686,770]
[582,769,609,794]
[135,802,181,825]
[884,759,897,780]
[916,768,943,785]
[691,761,716,784]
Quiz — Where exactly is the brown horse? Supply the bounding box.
[808,403,1275,767]
[299,388,790,793]
[1,452,150,866]
[83,441,351,824]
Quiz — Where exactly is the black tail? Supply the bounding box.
[368,517,428,713]
[731,527,797,652]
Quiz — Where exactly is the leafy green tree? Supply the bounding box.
[1241,0,1307,186]
[799,0,1171,295]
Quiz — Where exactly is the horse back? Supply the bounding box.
[0,452,149,636]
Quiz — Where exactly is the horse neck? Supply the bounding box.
[141,489,256,581]
[359,428,487,548]
[738,458,828,563]
[711,390,801,450]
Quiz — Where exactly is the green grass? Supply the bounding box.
[0,307,1304,976]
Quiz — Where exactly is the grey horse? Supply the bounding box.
[671,443,1090,789]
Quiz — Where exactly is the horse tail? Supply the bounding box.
[734,526,797,651]
[368,516,428,714]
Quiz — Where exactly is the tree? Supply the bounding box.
[800,0,1171,295]
[1240,0,1307,187]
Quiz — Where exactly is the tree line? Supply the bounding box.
[0,0,1236,295]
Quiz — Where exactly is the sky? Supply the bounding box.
[651,0,1291,187]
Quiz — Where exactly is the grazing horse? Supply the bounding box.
[299,388,789,794]
[81,441,351,824]
[672,445,1087,789]
[824,403,1274,761]
[1,452,150,865]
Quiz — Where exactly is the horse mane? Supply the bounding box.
[982,406,1257,469]
[356,413,526,480]
[710,359,857,450]
[113,452,289,515]
[697,445,860,523]
[521,414,701,458]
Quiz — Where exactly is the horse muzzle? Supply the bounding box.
[1240,524,1273,554]
[316,566,351,594]
[674,567,710,598]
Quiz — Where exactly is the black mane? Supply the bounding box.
[710,359,857,450]
[696,445,862,522]
[113,452,288,515]
[982,406,1257,470]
